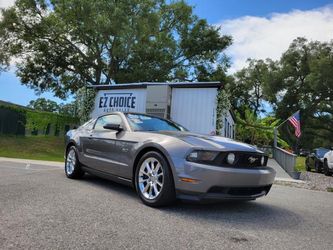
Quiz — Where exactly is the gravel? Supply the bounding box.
[299,171,333,192]
[276,171,333,191]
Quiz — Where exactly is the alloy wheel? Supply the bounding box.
[138,157,164,200]
[66,149,76,175]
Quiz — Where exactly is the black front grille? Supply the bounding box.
[208,185,272,196]
[213,151,268,168]
[238,153,264,167]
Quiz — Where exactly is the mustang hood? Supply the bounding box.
[158,131,261,153]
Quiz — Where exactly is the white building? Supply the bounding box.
[90,82,235,138]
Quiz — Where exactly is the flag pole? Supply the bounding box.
[273,110,300,148]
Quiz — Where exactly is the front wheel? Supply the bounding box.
[323,161,331,176]
[314,161,320,173]
[65,146,85,179]
[135,151,176,207]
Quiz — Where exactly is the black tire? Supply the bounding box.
[305,159,311,172]
[65,146,85,179]
[323,160,331,176]
[135,151,176,207]
[314,161,320,173]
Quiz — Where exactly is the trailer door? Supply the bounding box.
[170,88,217,135]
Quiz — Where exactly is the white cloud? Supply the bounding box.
[0,0,15,9]
[218,5,333,73]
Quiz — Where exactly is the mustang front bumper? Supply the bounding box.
[174,160,276,201]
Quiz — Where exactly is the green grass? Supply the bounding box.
[0,135,65,162]
[295,156,306,172]
[327,187,333,192]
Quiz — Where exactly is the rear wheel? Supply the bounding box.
[65,146,85,179]
[135,151,176,207]
[323,160,331,176]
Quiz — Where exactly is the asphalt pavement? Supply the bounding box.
[0,159,332,250]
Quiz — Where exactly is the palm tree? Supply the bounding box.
[236,109,289,148]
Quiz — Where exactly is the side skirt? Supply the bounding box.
[81,165,134,188]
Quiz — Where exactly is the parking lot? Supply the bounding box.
[1,159,332,250]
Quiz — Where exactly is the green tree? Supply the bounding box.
[231,59,272,115]
[231,38,333,148]
[58,102,77,117]
[27,98,60,112]
[236,109,288,148]
[27,97,78,117]
[0,0,231,98]
[264,38,333,148]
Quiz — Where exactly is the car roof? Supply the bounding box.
[314,147,329,152]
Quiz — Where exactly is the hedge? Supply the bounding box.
[0,103,78,136]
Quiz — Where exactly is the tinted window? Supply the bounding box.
[94,115,122,131]
[125,114,186,132]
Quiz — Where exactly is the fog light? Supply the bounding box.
[227,153,236,165]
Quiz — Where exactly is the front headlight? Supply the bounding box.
[186,150,219,163]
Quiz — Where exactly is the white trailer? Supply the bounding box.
[90,82,235,138]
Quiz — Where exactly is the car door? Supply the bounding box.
[78,119,96,167]
[83,114,127,176]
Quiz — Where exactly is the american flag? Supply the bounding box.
[288,111,301,138]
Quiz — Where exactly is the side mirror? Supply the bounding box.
[103,123,123,132]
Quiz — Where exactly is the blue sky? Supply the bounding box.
[188,0,333,22]
[0,0,333,106]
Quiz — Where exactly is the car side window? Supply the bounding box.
[94,115,122,131]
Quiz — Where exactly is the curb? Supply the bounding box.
[274,177,306,184]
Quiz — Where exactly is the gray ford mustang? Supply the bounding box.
[65,112,276,207]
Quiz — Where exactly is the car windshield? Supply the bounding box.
[125,113,187,132]
[316,148,329,158]
[80,119,95,130]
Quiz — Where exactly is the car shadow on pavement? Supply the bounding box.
[161,200,302,230]
[80,174,302,230]
[79,174,137,197]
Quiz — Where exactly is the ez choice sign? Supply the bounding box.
[98,92,137,112]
